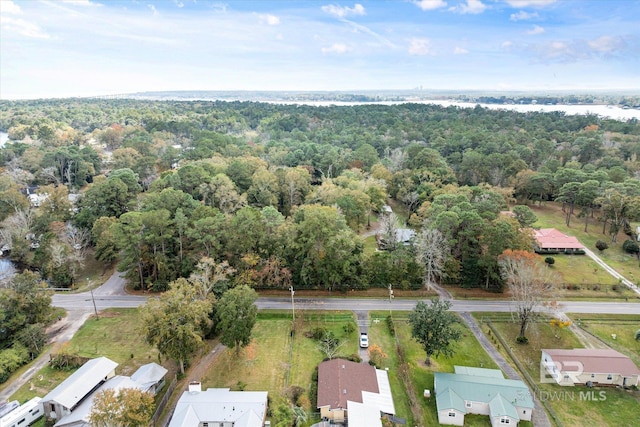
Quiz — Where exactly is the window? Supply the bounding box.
[465,401,472,408]
[591,374,595,378]
[607,374,613,380]
[564,374,570,380]
[500,418,511,424]
[448,412,456,417]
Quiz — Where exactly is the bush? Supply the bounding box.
[545,256,555,266]
[516,336,529,344]
[345,353,362,363]
[343,322,355,335]
[0,344,30,383]
[308,327,329,340]
[385,315,395,334]
[595,240,609,252]
[622,239,640,255]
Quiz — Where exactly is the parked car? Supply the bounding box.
[359,332,369,348]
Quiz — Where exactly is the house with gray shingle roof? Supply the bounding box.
[434,366,533,426]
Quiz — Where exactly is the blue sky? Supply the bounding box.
[1,0,639,99]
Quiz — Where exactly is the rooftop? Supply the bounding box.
[543,348,640,376]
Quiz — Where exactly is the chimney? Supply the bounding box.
[188,381,202,393]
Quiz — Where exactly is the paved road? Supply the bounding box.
[52,293,640,314]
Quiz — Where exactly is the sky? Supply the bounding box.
[1,0,639,99]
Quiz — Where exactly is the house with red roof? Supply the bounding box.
[533,228,584,254]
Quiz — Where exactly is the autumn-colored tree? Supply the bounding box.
[368,344,387,367]
[89,388,154,427]
[498,249,558,342]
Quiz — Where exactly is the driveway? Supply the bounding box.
[583,247,640,296]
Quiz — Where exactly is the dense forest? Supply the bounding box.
[1,99,640,295]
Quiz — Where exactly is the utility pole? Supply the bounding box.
[289,285,295,323]
[88,277,99,320]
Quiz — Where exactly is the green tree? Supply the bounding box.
[89,388,154,427]
[139,279,213,374]
[408,299,461,366]
[511,205,537,228]
[217,285,258,355]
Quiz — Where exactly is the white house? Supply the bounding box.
[317,358,395,427]
[169,383,268,427]
[41,357,118,421]
[541,348,640,387]
[434,366,534,427]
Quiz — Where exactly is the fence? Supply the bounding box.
[486,321,564,427]
[151,373,178,427]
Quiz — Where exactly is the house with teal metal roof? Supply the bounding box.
[434,366,533,426]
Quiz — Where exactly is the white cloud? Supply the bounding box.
[321,43,350,54]
[504,0,556,7]
[1,16,50,39]
[409,38,433,55]
[1,0,22,15]
[61,0,98,5]
[501,40,513,48]
[259,14,281,26]
[588,36,622,53]
[413,0,447,11]
[526,25,545,35]
[454,46,469,54]
[173,0,184,8]
[321,3,366,18]
[148,4,159,16]
[457,0,487,15]
[510,11,538,21]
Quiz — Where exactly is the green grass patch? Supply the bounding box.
[8,308,166,403]
[487,316,640,427]
[202,312,358,407]
[566,314,640,367]
[369,311,504,427]
[532,203,640,293]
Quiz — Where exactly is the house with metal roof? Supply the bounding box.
[541,348,640,387]
[317,358,395,427]
[41,357,118,422]
[41,358,168,427]
[533,228,584,253]
[130,362,168,395]
[434,366,533,427]
[169,383,268,427]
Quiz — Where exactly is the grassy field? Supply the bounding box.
[6,308,170,403]
[531,202,640,290]
[566,313,640,367]
[487,316,640,427]
[202,312,358,412]
[369,311,519,427]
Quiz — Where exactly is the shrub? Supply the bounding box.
[544,256,555,266]
[385,315,395,334]
[516,336,529,344]
[308,327,328,340]
[595,240,609,252]
[343,322,355,335]
[623,239,640,255]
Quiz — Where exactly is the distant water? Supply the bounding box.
[0,132,8,148]
[264,100,640,122]
[0,258,16,283]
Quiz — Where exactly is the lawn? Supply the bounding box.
[566,313,640,367]
[531,202,640,290]
[202,311,358,413]
[369,311,513,427]
[487,316,640,427]
[7,308,170,403]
